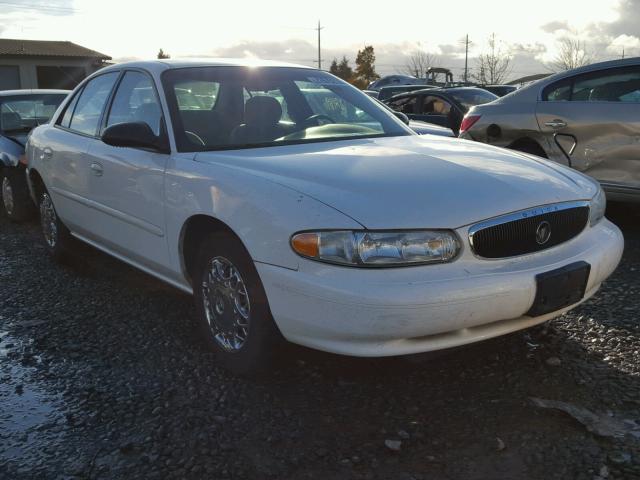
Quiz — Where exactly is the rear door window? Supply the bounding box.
[387,96,417,114]
[542,67,640,102]
[420,95,452,115]
[68,72,119,136]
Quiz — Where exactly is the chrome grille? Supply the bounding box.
[469,201,590,259]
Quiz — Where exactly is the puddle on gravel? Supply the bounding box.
[0,329,64,463]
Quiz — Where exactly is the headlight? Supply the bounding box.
[291,230,460,266]
[589,185,606,226]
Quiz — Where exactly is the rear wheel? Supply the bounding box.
[193,232,283,375]
[39,191,74,263]
[1,168,36,222]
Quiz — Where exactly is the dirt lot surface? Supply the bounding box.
[0,204,639,480]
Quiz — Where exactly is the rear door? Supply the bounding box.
[535,65,640,193]
[43,72,119,233]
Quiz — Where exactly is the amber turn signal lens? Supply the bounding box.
[291,233,320,258]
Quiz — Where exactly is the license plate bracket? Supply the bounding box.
[527,261,591,317]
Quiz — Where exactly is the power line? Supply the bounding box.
[315,20,323,70]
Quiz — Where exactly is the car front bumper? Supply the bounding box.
[256,219,623,357]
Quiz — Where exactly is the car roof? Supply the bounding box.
[98,58,315,75]
[0,89,70,97]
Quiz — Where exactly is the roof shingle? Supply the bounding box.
[0,39,110,60]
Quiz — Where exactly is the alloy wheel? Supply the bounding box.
[40,193,58,248]
[201,256,251,352]
[1,176,14,216]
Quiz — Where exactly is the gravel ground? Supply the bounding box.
[0,204,639,480]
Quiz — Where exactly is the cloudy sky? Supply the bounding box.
[1,0,639,80]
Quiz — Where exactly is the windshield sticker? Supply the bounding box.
[306,76,345,87]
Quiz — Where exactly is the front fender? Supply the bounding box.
[165,153,364,276]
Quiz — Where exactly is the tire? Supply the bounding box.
[39,191,75,263]
[193,232,283,375]
[1,167,36,223]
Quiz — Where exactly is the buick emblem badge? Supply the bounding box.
[535,220,552,245]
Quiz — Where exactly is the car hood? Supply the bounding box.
[195,135,597,229]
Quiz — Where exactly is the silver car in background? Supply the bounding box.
[1,90,69,221]
[459,57,640,202]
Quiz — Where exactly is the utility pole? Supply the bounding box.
[622,47,625,59]
[463,34,470,83]
[316,20,324,70]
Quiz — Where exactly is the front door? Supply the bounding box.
[536,65,640,194]
[83,70,171,274]
[412,94,457,130]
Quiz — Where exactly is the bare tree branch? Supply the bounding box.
[401,50,439,78]
[549,37,592,71]
[472,33,512,85]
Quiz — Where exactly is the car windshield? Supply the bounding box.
[449,89,498,111]
[0,94,67,134]
[162,66,411,152]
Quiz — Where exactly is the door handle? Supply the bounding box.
[41,147,53,161]
[90,162,104,177]
[544,119,567,129]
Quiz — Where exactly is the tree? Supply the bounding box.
[329,56,354,81]
[550,38,591,71]
[472,33,512,85]
[402,50,438,78]
[157,49,170,59]
[354,45,379,85]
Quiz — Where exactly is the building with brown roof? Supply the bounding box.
[0,38,111,90]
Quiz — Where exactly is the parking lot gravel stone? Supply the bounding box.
[0,204,639,479]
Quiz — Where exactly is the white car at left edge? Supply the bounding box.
[26,59,623,374]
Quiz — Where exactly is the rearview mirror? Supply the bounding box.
[392,111,410,125]
[102,122,169,153]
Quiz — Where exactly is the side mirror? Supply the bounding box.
[102,122,169,153]
[393,111,410,125]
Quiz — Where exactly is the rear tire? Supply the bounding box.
[193,232,283,375]
[39,191,74,263]
[1,168,36,223]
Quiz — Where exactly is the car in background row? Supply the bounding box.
[367,74,423,91]
[373,97,454,137]
[481,84,518,97]
[459,57,640,202]
[0,90,69,221]
[385,87,498,134]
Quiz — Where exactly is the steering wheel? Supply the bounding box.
[300,114,335,128]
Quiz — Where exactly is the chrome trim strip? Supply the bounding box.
[468,200,590,254]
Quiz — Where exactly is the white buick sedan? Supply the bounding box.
[26,60,623,374]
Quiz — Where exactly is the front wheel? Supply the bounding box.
[193,232,283,375]
[39,191,74,262]
[1,168,36,222]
